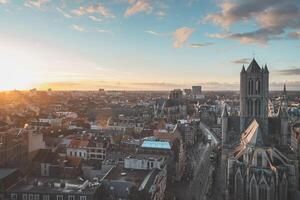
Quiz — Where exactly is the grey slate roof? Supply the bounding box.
[247,59,262,73]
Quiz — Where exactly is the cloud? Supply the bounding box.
[0,0,8,4]
[130,82,184,88]
[207,28,283,44]
[204,0,300,44]
[71,25,86,32]
[125,0,152,17]
[288,30,300,39]
[173,27,195,48]
[56,7,72,18]
[96,29,112,34]
[275,68,300,75]
[25,0,49,8]
[89,15,102,22]
[72,4,115,18]
[189,42,213,48]
[231,58,251,64]
[155,11,166,17]
[145,30,169,36]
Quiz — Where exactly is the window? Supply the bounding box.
[11,193,17,200]
[259,182,268,200]
[280,178,287,200]
[42,195,49,200]
[250,179,257,200]
[248,80,251,95]
[29,194,34,200]
[80,196,86,200]
[68,195,75,200]
[34,194,40,200]
[23,194,28,200]
[235,172,244,200]
[70,151,72,156]
[255,100,260,116]
[43,194,49,200]
[255,80,261,95]
[79,152,82,157]
[57,195,63,200]
[74,152,77,157]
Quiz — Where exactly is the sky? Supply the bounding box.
[0,0,300,91]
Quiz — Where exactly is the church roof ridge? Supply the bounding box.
[241,118,265,147]
[247,58,262,73]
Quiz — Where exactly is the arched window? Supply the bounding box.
[248,80,251,95]
[258,100,261,115]
[269,179,275,200]
[255,80,261,94]
[251,79,254,95]
[235,171,244,200]
[250,178,257,200]
[247,100,251,115]
[258,181,268,200]
[250,100,254,115]
[255,100,260,116]
[280,177,287,200]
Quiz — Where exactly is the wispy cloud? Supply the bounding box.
[204,0,300,44]
[71,24,86,32]
[72,4,115,18]
[173,27,195,48]
[25,0,49,8]
[189,42,213,48]
[89,15,102,22]
[56,7,72,18]
[125,0,152,17]
[145,30,170,36]
[275,67,300,75]
[231,58,251,64]
[96,29,112,34]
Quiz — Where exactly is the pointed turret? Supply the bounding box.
[264,64,269,73]
[241,65,246,74]
[278,106,288,119]
[222,105,229,117]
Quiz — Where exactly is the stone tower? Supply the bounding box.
[240,59,269,134]
[221,105,228,146]
[279,84,289,145]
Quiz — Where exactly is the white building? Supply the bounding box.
[66,140,89,160]
[124,154,166,170]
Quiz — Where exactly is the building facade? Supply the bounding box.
[222,59,299,200]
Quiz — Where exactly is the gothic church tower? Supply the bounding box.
[240,59,269,134]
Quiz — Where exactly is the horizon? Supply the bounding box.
[1,0,300,91]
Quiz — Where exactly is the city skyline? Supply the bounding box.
[1,0,300,91]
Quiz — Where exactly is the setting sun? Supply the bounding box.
[0,40,44,90]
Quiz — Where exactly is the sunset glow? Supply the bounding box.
[0,0,299,90]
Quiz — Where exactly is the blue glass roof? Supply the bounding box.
[141,140,171,150]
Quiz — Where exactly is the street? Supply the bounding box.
[168,142,212,200]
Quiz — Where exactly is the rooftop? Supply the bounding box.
[141,140,171,150]
[0,168,18,180]
[8,177,100,194]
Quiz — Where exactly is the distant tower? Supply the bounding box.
[240,59,269,134]
[279,84,289,145]
[222,105,228,146]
